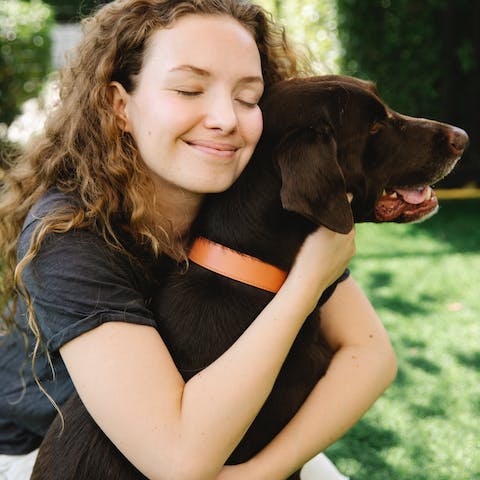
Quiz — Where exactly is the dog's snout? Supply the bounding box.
[448,127,469,156]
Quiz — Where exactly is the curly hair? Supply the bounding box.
[0,0,311,337]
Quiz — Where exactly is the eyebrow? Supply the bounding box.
[169,64,264,86]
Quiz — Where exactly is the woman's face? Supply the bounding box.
[115,14,264,197]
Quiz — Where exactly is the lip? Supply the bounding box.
[375,186,438,223]
[185,139,240,158]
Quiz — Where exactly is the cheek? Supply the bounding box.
[129,94,197,141]
[243,108,264,147]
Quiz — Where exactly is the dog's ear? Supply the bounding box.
[276,127,354,234]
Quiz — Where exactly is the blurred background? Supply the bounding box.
[0,1,478,479]
[0,0,478,188]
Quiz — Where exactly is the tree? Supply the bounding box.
[258,0,341,74]
[0,0,53,125]
[42,0,109,23]
[337,0,479,187]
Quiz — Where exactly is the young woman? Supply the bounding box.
[0,1,397,479]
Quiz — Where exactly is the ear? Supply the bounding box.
[108,81,133,132]
[276,128,354,234]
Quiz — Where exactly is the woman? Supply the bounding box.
[0,1,397,479]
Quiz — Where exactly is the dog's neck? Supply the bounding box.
[188,237,288,292]
[191,141,316,271]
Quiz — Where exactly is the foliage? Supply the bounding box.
[337,0,443,116]
[257,0,341,74]
[326,200,480,479]
[0,0,53,125]
[336,0,480,187]
[42,0,106,23]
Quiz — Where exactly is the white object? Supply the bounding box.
[0,449,38,480]
[301,452,349,480]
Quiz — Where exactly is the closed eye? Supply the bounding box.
[175,90,202,97]
[237,99,258,108]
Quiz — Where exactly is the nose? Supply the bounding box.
[448,127,469,156]
[204,95,238,133]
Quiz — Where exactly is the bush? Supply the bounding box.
[42,0,108,23]
[0,0,54,125]
[337,0,480,187]
[337,0,444,118]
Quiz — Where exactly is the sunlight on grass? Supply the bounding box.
[326,200,480,480]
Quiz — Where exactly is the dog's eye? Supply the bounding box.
[369,122,385,134]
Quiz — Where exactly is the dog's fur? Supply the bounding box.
[31,75,467,479]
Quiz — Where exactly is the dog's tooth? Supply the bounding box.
[390,192,398,199]
[426,187,432,200]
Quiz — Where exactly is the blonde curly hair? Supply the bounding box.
[0,0,311,338]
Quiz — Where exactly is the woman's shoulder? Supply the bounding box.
[18,186,161,289]
[23,187,80,231]
[17,187,162,298]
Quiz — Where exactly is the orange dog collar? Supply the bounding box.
[188,237,287,293]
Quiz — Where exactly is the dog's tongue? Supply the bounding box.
[395,187,429,204]
[376,186,438,223]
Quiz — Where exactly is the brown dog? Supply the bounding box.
[31,75,468,479]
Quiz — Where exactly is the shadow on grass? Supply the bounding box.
[389,335,442,392]
[405,356,442,375]
[409,403,447,418]
[455,351,480,370]
[400,338,427,349]
[391,358,442,392]
[327,418,402,480]
[406,199,480,254]
[361,272,434,316]
[375,295,434,316]
[329,414,447,480]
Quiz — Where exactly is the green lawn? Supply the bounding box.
[326,199,480,480]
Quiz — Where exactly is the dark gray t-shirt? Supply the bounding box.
[0,189,158,454]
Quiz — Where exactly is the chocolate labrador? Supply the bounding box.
[31,75,468,479]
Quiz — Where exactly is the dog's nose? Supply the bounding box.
[448,127,469,156]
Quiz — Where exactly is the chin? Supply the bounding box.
[192,174,241,194]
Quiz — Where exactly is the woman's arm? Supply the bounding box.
[59,226,355,480]
[221,275,397,480]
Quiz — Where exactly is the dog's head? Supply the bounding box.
[260,75,469,233]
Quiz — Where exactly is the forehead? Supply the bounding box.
[141,14,262,76]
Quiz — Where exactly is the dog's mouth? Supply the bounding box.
[375,186,439,223]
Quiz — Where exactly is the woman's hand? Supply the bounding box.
[283,229,355,314]
[293,224,355,283]
[284,197,356,312]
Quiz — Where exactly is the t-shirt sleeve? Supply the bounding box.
[317,268,350,307]
[17,220,157,352]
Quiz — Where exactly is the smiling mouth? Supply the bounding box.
[375,186,439,223]
[186,140,239,158]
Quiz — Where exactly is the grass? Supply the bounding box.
[325,199,480,480]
